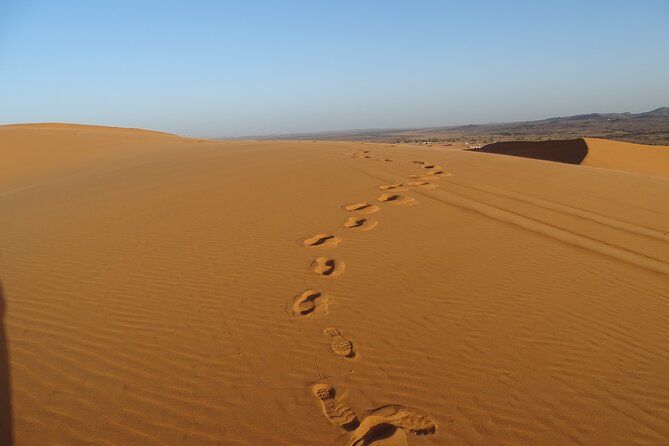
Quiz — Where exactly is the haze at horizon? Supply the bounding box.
[1,0,668,137]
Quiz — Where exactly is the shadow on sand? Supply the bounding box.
[0,280,13,445]
[473,138,589,165]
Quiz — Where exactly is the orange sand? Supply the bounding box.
[584,137,669,177]
[1,124,669,445]
[475,137,669,178]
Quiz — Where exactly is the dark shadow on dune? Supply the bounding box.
[0,281,13,445]
[473,138,588,165]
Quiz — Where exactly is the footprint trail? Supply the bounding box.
[338,405,436,446]
[344,217,378,231]
[302,234,341,248]
[377,183,406,191]
[313,383,358,428]
[313,257,345,277]
[343,202,380,215]
[407,181,438,189]
[324,327,354,357]
[377,194,416,206]
[290,290,327,316]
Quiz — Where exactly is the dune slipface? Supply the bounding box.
[475,137,669,177]
[1,125,669,446]
[474,138,589,164]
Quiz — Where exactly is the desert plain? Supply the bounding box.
[1,124,669,445]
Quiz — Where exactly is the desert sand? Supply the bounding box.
[583,138,669,177]
[474,137,669,178]
[1,124,669,445]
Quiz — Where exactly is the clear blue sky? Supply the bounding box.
[1,1,668,137]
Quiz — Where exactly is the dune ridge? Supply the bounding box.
[475,137,669,177]
[1,122,184,137]
[1,126,669,445]
[0,123,199,193]
[583,137,669,177]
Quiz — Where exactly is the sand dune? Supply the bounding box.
[474,137,669,177]
[0,124,191,193]
[1,126,669,445]
[473,139,589,164]
[583,137,669,177]
[3,122,181,135]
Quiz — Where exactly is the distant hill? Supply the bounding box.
[635,107,669,118]
[235,107,669,145]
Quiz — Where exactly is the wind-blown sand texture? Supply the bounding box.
[1,124,669,445]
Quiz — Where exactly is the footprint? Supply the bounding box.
[343,202,380,215]
[406,181,437,189]
[344,217,378,231]
[426,170,450,177]
[351,151,374,159]
[302,234,341,248]
[339,406,436,446]
[313,257,345,277]
[289,290,327,316]
[377,194,416,206]
[324,327,354,357]
[313,383,358,429]
[411,160,425,165]
[408,174,439,181]
[421,164,443,170]
[377,183,406,191]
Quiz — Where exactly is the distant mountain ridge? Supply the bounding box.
[236,107,669,145]
[637,107,669,117]
[533,107,669,123]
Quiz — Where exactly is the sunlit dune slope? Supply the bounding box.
[3,123,181,136]
[0,123,194,192]
[583,137,669,177]
[1,126,669,446]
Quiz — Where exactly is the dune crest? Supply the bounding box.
[583,137,669,177]
[474,137,669,177]
[1,122,185,137]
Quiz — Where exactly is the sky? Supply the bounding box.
[1,1,668,137]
